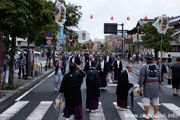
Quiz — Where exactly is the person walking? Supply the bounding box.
[86,61,101,112]
[18,53,26,79]
[138,56,161,119]
[58,63,86,120]
[97,55,109,90]
[3,52,10,83]
[116,65,134,111]
[113,55,123,82]
[54,54,66,91]
[168,57,180,96]
[83,55,93,73]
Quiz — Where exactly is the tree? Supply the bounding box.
[140,19,175,59]
[0,0,56,89]
[130,43,137,54]
[82,44,87,49]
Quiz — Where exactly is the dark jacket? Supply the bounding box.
[86,68,101,99]
[83,60,91,73]
[116,70,133,100]
[54,60,66,75]
[59,70,86,106]
[113,60,123,76]
[70,57,75,63]
[75,54,81,65]
[97,61,110,76]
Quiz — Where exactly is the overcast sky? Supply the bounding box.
[53,0,180,40]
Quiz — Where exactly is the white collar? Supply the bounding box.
[126,69,129,74]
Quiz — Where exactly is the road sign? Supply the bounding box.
[46,31,52,37]
[41,44,45,49]
[46,37,52,39]
[60,28,64,45]
[46,40,52,46]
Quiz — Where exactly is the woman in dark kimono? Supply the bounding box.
[116,65,134,111]
[86,61,101,112]
[59,63,86,120]
[97,55,110,90]
[113,55,123,82]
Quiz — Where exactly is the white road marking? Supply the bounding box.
[90,102,106,120]
[162,103,180,117]
[26,101,53,120]
[163,85,172,88]
[108,84,117,87]
[113,102,137,120]
[137,102,168,120]
[0,101,29,120]
[15,72,55,101]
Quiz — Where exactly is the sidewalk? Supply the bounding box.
[0,63,54,111]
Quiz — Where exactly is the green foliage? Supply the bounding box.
[67,45,72,51]
[101,42,108,51]
[74,43,81,50]
[140,19,175,58]
[82,44,87,49]
[130,43,137,53]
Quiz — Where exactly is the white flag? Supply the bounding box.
[153,16,169,35]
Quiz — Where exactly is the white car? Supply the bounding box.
[34,51,41,56]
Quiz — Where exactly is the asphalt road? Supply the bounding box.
[0,62,180,120]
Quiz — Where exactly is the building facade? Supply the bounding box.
[77,30,90,44]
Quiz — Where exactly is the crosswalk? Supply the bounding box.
[0,100,180,120]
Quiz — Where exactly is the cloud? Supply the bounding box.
[54,0,180,40]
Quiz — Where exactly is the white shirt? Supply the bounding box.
[117,60,120,68]
[126,69,129,80]
[106,56,109,62]
[101,60,104,71]
[72,58,75,63]
[89,61,91,67]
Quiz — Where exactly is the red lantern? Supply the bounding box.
[144,15,148,20]
[141,32,143,34]
[69,13,72,18]
[111,16,113,20]
[90,14,93,19]
[127,16,130,21]
[136,33,138,36]
[168,26,170,29]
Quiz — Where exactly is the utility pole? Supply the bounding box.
[121,23,124,58]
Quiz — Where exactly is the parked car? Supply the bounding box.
[34,51,41,56]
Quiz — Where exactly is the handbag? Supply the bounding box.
[54,96,65,112]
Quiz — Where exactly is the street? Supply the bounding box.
[0,61,180,120]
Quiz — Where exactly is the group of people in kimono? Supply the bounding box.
[54,50,179,120]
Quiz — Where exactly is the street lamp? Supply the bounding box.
[137,26,139,50]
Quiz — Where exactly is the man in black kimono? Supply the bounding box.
[83,55,93,73]
[59,63,86,120]
[97,55,110,90]
[86,61,101,112]
[116,65,134,111]
[75,52,81,65]
[113,55,123,82]
[104,52,113,72]
[69,54,75,63]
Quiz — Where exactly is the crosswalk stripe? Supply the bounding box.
[162,103,180,117]
[26,101,53,120]
[0,101,29,120]
[108,84,117,87]
[113,102,137,120]
[137,102,168,120]
[90,102,106,120]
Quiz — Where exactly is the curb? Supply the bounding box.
[0,68,55,111]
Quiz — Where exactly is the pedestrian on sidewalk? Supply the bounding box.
[58,63,86,120]
[54,54,65,91]
[168,57,180,96]
[138,55,161,119]
[97,55,110,90]
[113,55,123,82]
[3,52,10,83]
[18,53,26,79]
[86,61,101,112]
[116,65,134,111]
